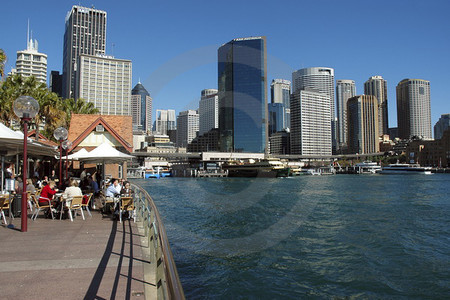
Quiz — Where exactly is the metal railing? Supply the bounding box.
[131,183,185,300]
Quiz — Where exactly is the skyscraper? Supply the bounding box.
[364,76,388,136]
[290,88,332,156]
[292,67,336,150]
[131,82,152,132]
[15,37,47,84]
[396,79,432,140]
[199,89,218,136]
[76,54,132,115]
[176,110,199,148]
[434,114,450,140]
[336,79,356,151]
[271,79,291,128]
[155,109,176,135]
[218,36,268,153]
[268,103,285,135]
[347,95,380,154]
[63,5,107,99]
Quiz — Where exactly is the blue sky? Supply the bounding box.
[1,0,449,129]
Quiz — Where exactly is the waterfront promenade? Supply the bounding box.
[0,211,156,299]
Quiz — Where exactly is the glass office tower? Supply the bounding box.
[218,37,268,153]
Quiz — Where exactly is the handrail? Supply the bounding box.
[131,183,185,300]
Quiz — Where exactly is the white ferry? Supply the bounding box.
[380,163,432,175]
[355,161,382,174]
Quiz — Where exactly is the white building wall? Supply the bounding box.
[199,89,218,135]
[77,54,132,116]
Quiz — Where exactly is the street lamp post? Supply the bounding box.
[62,140,72,181]
[54,127,68,187]
[13,96,39,233]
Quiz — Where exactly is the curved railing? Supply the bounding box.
[131,183,185,300]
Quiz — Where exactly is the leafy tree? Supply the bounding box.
[0,49,6,81]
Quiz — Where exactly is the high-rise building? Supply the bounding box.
[15,37,47,84]
[290,88,332,156]
[176,110,199,148]
[50,71,63,96]
[131,82,152,132]
[292,67,336,150]
[218,36,268,153]
[434,114,450,140]
[364,76,389,136]
[396,79,432,140]
[347,95,380,154]
[199,89,218,136]
[76,54,132,115]
[271,79,291,128]
[268,103,285,135]
[63,5,107,99]
[336,80,356,151]
[155,109,176,135]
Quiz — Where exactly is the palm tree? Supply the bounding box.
[61,98,99,127]
[0,49,6,81]
[0,74,66,137]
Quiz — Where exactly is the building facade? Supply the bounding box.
[364,75,389,136]
[268,103,285,136]
[15,38,47,84]
[396,79,432,140]
[434,114,450,140]
[199,89,219,136]
[176,110,199,148]
[76,54,132,115]
[347,95,380,154]
[271,79,291,129]
[218,36,268,153]
[154,109,176,135]
[292,67,336,150]
[290,88,332,156]
[269,130,290,155]
[50,71,63,96]
[63,5,107,99]
[131,82,152,133]
[336,79,356,151]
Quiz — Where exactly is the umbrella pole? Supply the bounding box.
[1,155,4,193]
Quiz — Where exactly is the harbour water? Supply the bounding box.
[132,174,450,299]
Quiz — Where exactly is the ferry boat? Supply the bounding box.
[222,159,291,178]
[380,163,432,175]
[145,167,172,179]
[355,161,382,174]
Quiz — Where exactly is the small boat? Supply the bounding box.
[380,163,432,175]
[355,161,382,174]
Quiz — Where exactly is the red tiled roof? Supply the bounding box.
[68,114,133,153]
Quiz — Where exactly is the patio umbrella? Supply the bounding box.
[0,122,57,191]
[77,142,134,184]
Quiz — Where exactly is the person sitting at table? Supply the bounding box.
[38,180,59,217]
[120,181,133,197]
[63,179,83,202]
[26,178,36,195]
[105,178,121,198]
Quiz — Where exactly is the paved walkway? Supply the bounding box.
[0,209,156,299]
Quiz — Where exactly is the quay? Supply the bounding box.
[0,184,185,300]
[0,211,154,299]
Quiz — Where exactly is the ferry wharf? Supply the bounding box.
[0,184,185,299]
[0,212,155,299]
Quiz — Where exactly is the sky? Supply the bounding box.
[1,0,450,130]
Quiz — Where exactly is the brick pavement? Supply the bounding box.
[0,209,156,299]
